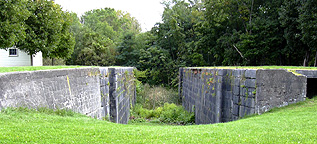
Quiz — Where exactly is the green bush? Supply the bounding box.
[130,103,195,125]
[159,103,195,125]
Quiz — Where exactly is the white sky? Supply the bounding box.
[54,0,165,32]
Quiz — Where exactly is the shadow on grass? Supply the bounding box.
[0,107,81,117]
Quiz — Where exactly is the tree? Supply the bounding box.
[69,8,142,66]
[0,0,30,48]
[279,0,308,66]
[116,32,139,66]
[81,8,141,43]
[15,0,75,65]
[49,11,75,65]
[298,0,317,66]
[74,27,116,66]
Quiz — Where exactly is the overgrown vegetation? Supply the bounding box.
[136,84,180,109]
[132,74,193,125]
[130,103,195,125]
[0,97,316,143]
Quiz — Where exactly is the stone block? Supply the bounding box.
[239,106,246,117]
[247,88,256,98]
[232,116,239,121]
[240,87,246,96]
[295,70,317,78]
[244,107,255,115]
[217,69,225,76]
[241,97,255,107]
[224,91,233,99]
[232,70,241,77]
[233,85,240,95]
[233,104,239,115]
[217,76,223,83]
[245,70,256,78]
[245,79,256,88]
[233,95,240,104]
[234,78,241,86]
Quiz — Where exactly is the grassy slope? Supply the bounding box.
[0,98,316,143]
[1,66,316,74]
[190,66,317,70]
[0,66,88,73]
[0,66,131,73]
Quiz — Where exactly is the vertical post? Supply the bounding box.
[109,68,118,123]
[178,68,183,105]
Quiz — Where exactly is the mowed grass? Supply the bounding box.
[1,66,316,74]
[0,66,130,73]
[0,66,88,73]
[191,66,317,70]
[0,98,316,143]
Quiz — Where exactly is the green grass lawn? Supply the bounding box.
[0,66,93,73]
[0,66,132,73]
[1,66,316,74]
[0,98,316,143]
[191,66,317,70]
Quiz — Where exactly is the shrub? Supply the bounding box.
[130,103,195,125]
[159,103,195,125]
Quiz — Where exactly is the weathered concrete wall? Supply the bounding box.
[0,67,135,124]
[100,68,110,120]
[0,68,102,118]
[108,68,135,124]
[180,68,313,124]
[256,69,306,114]
[99,67,136,124]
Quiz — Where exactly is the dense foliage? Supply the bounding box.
[1,0,316,87]
[0,0,75,64]
[116,0,317,87]
[67,8,141,66]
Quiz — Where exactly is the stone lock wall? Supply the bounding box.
[0,68,102,118]
[256,69,306,114]
[179,68,310,124]
[0,67,135,124]
[108,68,135,124]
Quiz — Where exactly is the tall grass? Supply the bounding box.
[136,84,180,110]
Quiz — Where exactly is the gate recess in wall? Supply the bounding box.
[296,70,317,99]
[307,78,317,99]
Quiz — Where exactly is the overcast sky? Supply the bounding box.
[54,0,165,32]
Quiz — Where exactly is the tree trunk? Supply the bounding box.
[303,50,310,66]
[30,55,33,66]
[52,58,55,66]
[314,51,317,67]
[249,0,254,34]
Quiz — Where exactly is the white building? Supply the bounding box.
[0,47,43,67]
